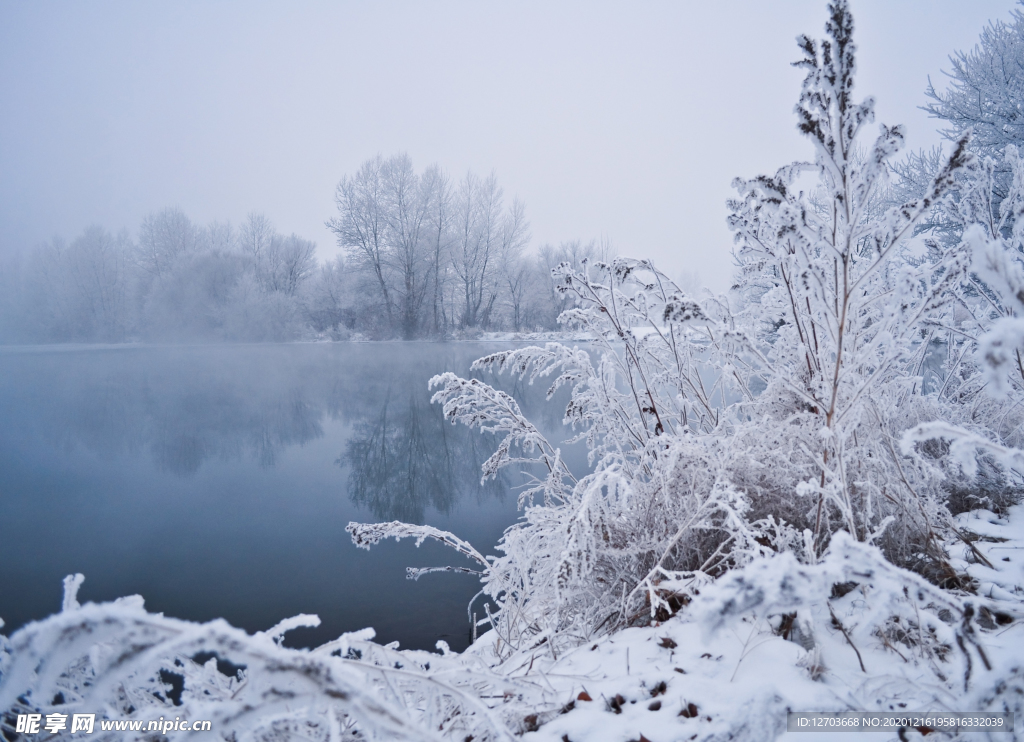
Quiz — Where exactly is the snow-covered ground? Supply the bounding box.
[2,506,1021,741]
[459,505,1024,742]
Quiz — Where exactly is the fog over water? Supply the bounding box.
[0,343,587,651]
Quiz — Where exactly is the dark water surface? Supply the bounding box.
[0,343,585,652]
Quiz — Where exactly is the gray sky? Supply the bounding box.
[0,0,1015,292]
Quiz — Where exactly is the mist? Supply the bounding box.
[1,0,1016,316]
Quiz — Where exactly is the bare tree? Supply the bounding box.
[451,172,504,329]
[329,155,463,338]
[896,7,1024,237]
[136,208,199,279]
[328,156,531,337]
[327,155,395,330]
[239,213,316,297]
[238,212,274,268]
[27,227,133,341]
[383,154,436,338]
[924,7,1024,159]
[303,255,354,335]
[497,199,532,331]
[422,164,453,336]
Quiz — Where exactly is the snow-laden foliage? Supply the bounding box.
[351,255,777,660]
[694,532,999,688]
[881,8,1024,518]
[0,576,539,741]
[893,4,1024,248]
[6,514,1024,741]
[960,147,1024,395]
[924,5,1024,162]
[349,0,1024,662]
[881,143,1024,521]
[508,513,1024,742]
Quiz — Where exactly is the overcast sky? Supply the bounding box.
[0,0,1016,292]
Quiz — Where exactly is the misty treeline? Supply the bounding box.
[0,210,317,343]
[0,156,610,343]
[325,153,617,339]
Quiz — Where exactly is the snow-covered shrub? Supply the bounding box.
[349,0,1024,659]
[515,517,1023,742]
[351,257,774,660]
[722,0,982,575]
[0,576,533,741]
[886,145,1024,521]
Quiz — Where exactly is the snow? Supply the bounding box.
[1,510,1022,741]
[948,509,1024,604]
[2,505,1015,736]
[457,507,1024,742]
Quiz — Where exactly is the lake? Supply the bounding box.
[0,342,587,652]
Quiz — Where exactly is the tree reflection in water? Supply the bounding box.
[342,384,506,523]
[1,342,575,649]
[0,343,521,505]
[2,345,334,476]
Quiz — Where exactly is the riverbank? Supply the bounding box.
[2,504,1021,740]
[472,504,1024,740]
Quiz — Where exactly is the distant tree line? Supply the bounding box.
[326,153,615,339]
[0,209,317,343]
[0,156,614,343]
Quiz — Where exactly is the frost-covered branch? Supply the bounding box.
[0,581,527,742]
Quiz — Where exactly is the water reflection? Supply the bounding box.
[0,344,582,486]
[0,342,539,516]
[149,389,328,474]
[0,342,584,650]
[0,345,340,475]
[343,385,505,522]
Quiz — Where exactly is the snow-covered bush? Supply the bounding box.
[925,4,1024,197]
[888,147,1024,525]
[507,513,1024,742]
[0,576,534,741]
[351,256,769,660]
[893,3,1024,246]
[724,2,980,575]
[349,0,1024,659]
